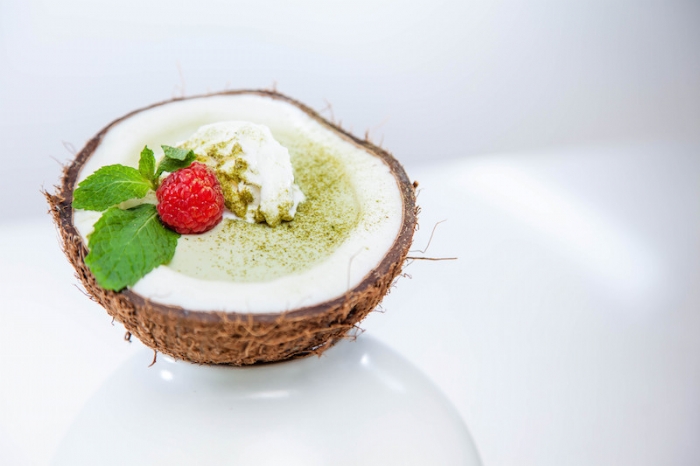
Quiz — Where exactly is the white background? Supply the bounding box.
[1,1,700,465]
[1,0,699,220]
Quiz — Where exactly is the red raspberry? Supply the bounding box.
[156,162,225,234]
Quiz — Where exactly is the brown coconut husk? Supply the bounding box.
[46,90,417,365]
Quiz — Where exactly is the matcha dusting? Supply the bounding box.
[168,135,360,282]
[178,121,305,226]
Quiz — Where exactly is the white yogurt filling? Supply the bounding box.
[73,94,403,313]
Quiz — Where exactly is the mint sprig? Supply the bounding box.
[85,204,179,291]
[73,144,197,291]
[73,164,152,211]
[138,146,156,184]
[155,145,197,179]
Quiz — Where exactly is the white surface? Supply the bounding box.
[1,142,700,465]
[2,1,700,221]
[53,339,479,466]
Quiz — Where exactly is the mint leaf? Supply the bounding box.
[85,204,179,291]
[155,145,196,179]
[73,165,153,211]
[139,146,156,185]
[162,145,193,161]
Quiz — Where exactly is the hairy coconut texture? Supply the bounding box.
[46,90,418,366]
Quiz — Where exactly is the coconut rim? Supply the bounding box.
[54,89,417,326]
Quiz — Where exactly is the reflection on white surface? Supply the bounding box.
[161,355,178,365]
[246,389,291,400]
[52,336,480,466]
[460,160,661,301]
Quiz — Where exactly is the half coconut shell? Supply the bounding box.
[46,90,417,365]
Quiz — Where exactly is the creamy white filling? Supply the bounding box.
[178,121,304,226]
[74,94,403,313]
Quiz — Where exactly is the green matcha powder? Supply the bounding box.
[168,135,360,282]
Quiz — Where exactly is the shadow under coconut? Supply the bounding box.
[52,335,480,465]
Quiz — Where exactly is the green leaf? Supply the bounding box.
[162,145,193,161]
[73,165,153,211]
[138,146,156,184]
[155,145,197,179]
[85,204,179,291]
